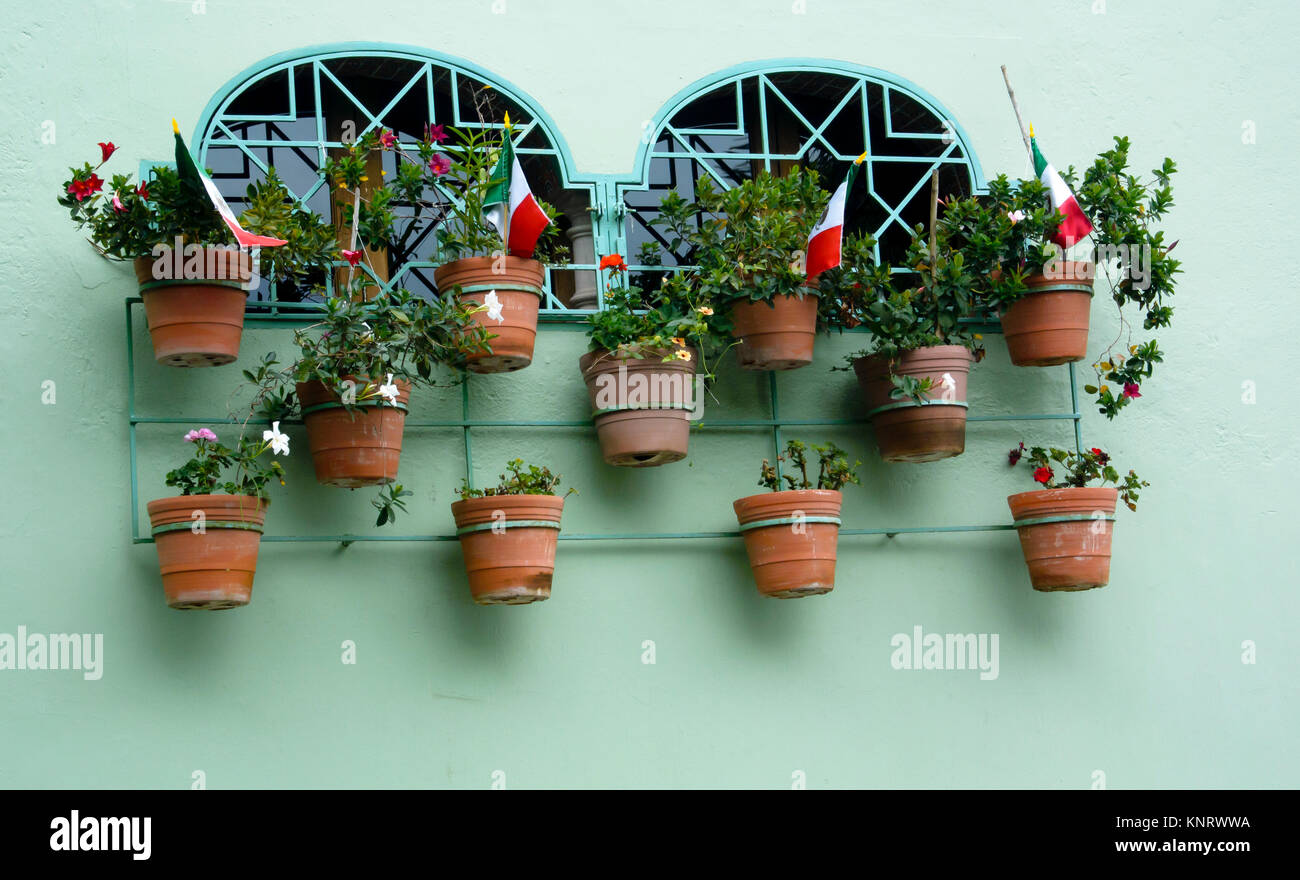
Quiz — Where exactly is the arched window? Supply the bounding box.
[620,61,985,275]
[195,43,593,309]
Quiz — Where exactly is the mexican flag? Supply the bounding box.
[805,153,865,278]
[172,120,286,248]
[483,133,550,259]
[1031,133,1093,247]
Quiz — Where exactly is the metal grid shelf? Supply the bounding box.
[126,297,1084,546]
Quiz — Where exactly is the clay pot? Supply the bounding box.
[579,348,697,466]
[730,293,819,370]
[854,346,972,462]
[434,256,545,373]
[133,247,252,367]
[1007,487,1118,592]
[146,494,267,610]
[296,377,410,488]
[451,494,566,605]
[732,489,842,598]
[1000,262,1095,366]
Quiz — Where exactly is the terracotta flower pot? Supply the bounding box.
[133,247,252,367]
[732,489,842,598]
[451,494,566,605]
[434,256,545,373]
[1007,487,1118,592]
[730,293,819,370]
[853,345,972,462]
[146,494,267,610]
[296,377,410,488]
[1000,261,1095,366]
[579,348,697,466]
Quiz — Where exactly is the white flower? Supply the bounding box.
[263,420,290,456]
[378,372,400,404]
[483,290,505,324]
[1007,210,1026,224]
[359,321,374,344]
[940,372,956,390]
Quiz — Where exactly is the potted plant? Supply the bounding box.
[579,253,719,466]
[59,133,334,366]
[1006,442,1148,591]
[732,440,860,598]
[654,169,829,370]
[832,231,983,462]
[451,459,576,605]
[146,425,289,609]
[1067,137,1180,418]
[244,283,488,497]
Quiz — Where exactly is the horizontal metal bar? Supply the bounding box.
[131,413,1079,428]
[131,522,1019,545]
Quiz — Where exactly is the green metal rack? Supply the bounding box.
[126,296,1084,547]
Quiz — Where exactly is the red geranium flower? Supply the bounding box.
[1008,442,1025,466]
[599,254,626,271]
[1033,466,1053,485]
[67,173,104,201]
[98,142,116,163]
[1123,382,1142,399]
[341,249,363,267]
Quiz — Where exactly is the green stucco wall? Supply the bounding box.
[2,0,1295,789]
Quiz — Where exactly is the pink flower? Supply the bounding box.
[379,129,397,149]
[112,191,126,213]
[1007,210,1025,224]
[342,249,363,267]
[1123,382,1142,399]
[184,428,218,443]
[425,123,448,144]
[98,142,116,163]
[428,153,451,176]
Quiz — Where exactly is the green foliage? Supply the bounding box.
[1008,442,1148,511]
[372,484,413,527]
[758,440,861,492]
[238,169,339,284]
[456,458,576,499]
[1065,137,1180,419]
[164,431,286,500]
[584,256,721,369]
[653,169,828,307]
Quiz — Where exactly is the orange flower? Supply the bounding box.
[670,337,685,346]
[599,254,626,271]
[697,306,713,316]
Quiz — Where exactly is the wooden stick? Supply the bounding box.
[1000,65,1033,158]
[928,168,939,283]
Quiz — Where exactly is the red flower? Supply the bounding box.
[428,154,451,176]
[379,130,397,150]
[1123,382,1142,399]
[66,173,104,201]
[98,142,116,163]
[111,191,126,213]
[1033,466,1053,485]
[1090,447,1110,466]
[1008,442,1025,466]
[425,123,448,144]
[135,182,150,201]
[599,254,626,271]
[341,249,363,267]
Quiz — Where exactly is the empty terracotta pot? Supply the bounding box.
[146,494,268,610]
[854,345,972,462]
[297,377,410,488]
[451,494,566,605]
[730,293,819,370]
[579,348,697,466]
[1000,261,1095,366]
[1007,487,1118,591]
[134,247,252,367]
[733,489,842,598]
[434,256,545,373]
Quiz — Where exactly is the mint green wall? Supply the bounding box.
[2,0,1295,789]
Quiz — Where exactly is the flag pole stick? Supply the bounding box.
[1000,65,1033,158]
[928,168,939,285]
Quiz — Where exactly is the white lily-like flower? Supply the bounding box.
[263,420,290,456]
[359,321,374,344]
[483,290,505,324]
[939,372,957,402]
[378,372,400,404]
